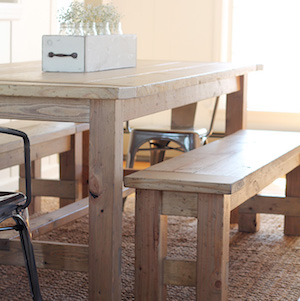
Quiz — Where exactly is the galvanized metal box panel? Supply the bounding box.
[42,35,85,72]
[42,34,137,72]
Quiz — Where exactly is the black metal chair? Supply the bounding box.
[126,96,220,167]
[0,127,43,301]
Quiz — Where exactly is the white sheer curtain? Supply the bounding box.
[232,0,300,113]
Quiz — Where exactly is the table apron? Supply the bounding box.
[0,96,90,122]
[0,76,239,123]
[123,77,240,121]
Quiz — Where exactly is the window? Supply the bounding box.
[0,0,22,20]
[232,0,300,113]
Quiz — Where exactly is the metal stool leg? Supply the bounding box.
[126,129,151,168]
[149,140,170,165]
[13,215,43,301]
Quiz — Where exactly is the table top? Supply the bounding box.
[0,60,262,100]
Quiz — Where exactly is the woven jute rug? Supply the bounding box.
[0,195,299,301]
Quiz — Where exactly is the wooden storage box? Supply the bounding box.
[42,34,137,72]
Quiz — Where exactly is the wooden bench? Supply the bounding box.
[0,120,135,271]
[0,120,89,214]
[124,129,300,301]
[0,120,135,233]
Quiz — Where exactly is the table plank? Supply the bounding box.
[0,61,262,99]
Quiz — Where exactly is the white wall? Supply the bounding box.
[110,0,222,62]
[0,0,56,63]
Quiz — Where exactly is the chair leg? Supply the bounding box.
[126,144,138,168]
[149,140,170,165]
[13,215,43,301]
[126,131,146,168]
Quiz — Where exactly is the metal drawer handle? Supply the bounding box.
[48,52,78,59]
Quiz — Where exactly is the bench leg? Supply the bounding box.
[135,189,167,301]
[197,193,230,301]
[20,160,42,215]
[238,211,260,233]
[82,130,89,198]
[59,132,83,207]
[285,166,300,235]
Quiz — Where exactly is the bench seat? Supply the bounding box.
[0,120,89,213]
[124,129,300,301]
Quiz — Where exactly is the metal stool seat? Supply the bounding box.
[0,127,43,301]
[126,96,220,168]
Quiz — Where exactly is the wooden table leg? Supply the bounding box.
[226,75,248,224]
[89,99,123,300]
[225,75,247,135]
[197,193,230,301]
[285,166,300,235]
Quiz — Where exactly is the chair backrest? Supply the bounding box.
[171,97,219,134]
[125,97,220,134]
[0,127,31,209]
[171,103,197,129]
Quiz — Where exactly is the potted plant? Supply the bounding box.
[58,1,122,36]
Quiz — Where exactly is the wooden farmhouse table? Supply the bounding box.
[0,60,262,300]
